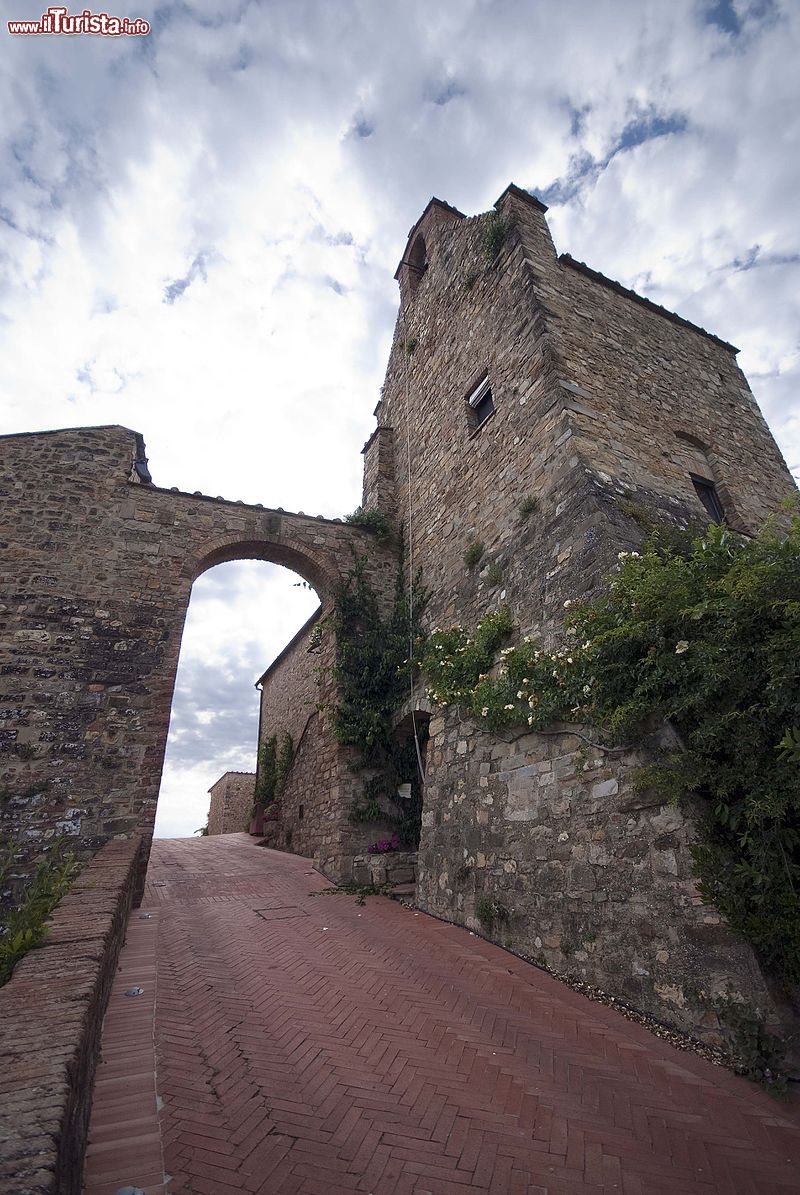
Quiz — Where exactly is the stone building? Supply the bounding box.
[206,770,255,836]
[1,182,797,1050]
[257,184,798,1047]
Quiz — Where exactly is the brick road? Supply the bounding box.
[83,835,800,1194]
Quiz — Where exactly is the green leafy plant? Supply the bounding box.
[422,517,800,985]
[421,607,514,709]
[276,732,294,791]
[482,213,510,261]
[464,540,485,570]
[0,840,80,986]
[486,563,503,587]
[255,736,278,808]
[709,991,789,1095]
[345,506,395,542]
[255,732,294,811]
[518,495,538,518]
[405,336,418,355]
[463,267,479,292]
[330,554,428,845]
[778,726,800,762]
[475,894,511,932]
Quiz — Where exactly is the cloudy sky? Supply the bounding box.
[2,0,798,836]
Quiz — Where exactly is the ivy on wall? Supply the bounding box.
[422,518,800,987]
[330,554,428,845]
[255,731,294,810]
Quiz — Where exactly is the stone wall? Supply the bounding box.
[0,836,141,1195]
[0,425,398,892]
[360,184,798,1044]
[207,771,255,835]
[256,615,381,879]
[257,611,322,752]
[418,710,782,1045]
[352,849,417,889]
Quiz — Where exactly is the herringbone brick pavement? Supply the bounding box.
[84,835,800,1194]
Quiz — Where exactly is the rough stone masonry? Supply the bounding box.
[1,183,797,1049]
[0,426,396,892]
[261,184,798,1049]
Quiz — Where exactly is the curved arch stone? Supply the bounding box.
[0,425,398,889]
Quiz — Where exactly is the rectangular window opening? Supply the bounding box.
[467,375,495,430]
[690,474,725,523]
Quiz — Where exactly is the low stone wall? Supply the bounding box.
[352,850,417,888]
[0,836,141,1195]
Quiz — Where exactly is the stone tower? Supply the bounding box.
[363,184,793,636]
[356,184,797,1044]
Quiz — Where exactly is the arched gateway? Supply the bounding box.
[0,425,398,890]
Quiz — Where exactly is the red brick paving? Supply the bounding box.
[84,835,800,1194]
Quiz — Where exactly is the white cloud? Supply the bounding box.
[155,561,318,837]
[2,0,798,833]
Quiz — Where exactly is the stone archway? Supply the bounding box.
[0,425,398,891]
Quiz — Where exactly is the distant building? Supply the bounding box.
[207,771,255,835]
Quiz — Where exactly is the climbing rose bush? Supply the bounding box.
[421,517,800,984]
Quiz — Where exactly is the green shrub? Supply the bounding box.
[710,991,789,1095]
[482,214,510,261]
[464,541,485,570]
[330,555,428,845]
[345,506,395,541]
[255,732,294,811]
[255,736,278,808]
[422,518,800,985]
[475,893,511,932]
[421,607,513,709]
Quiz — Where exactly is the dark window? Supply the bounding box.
[298,803,304,821]
[467,375,495,430]
[691,474,725,523]
[407,234,428,295]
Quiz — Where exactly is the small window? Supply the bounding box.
[407,234,428,296]
[467,375,495,430]
[691,474,725,523]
